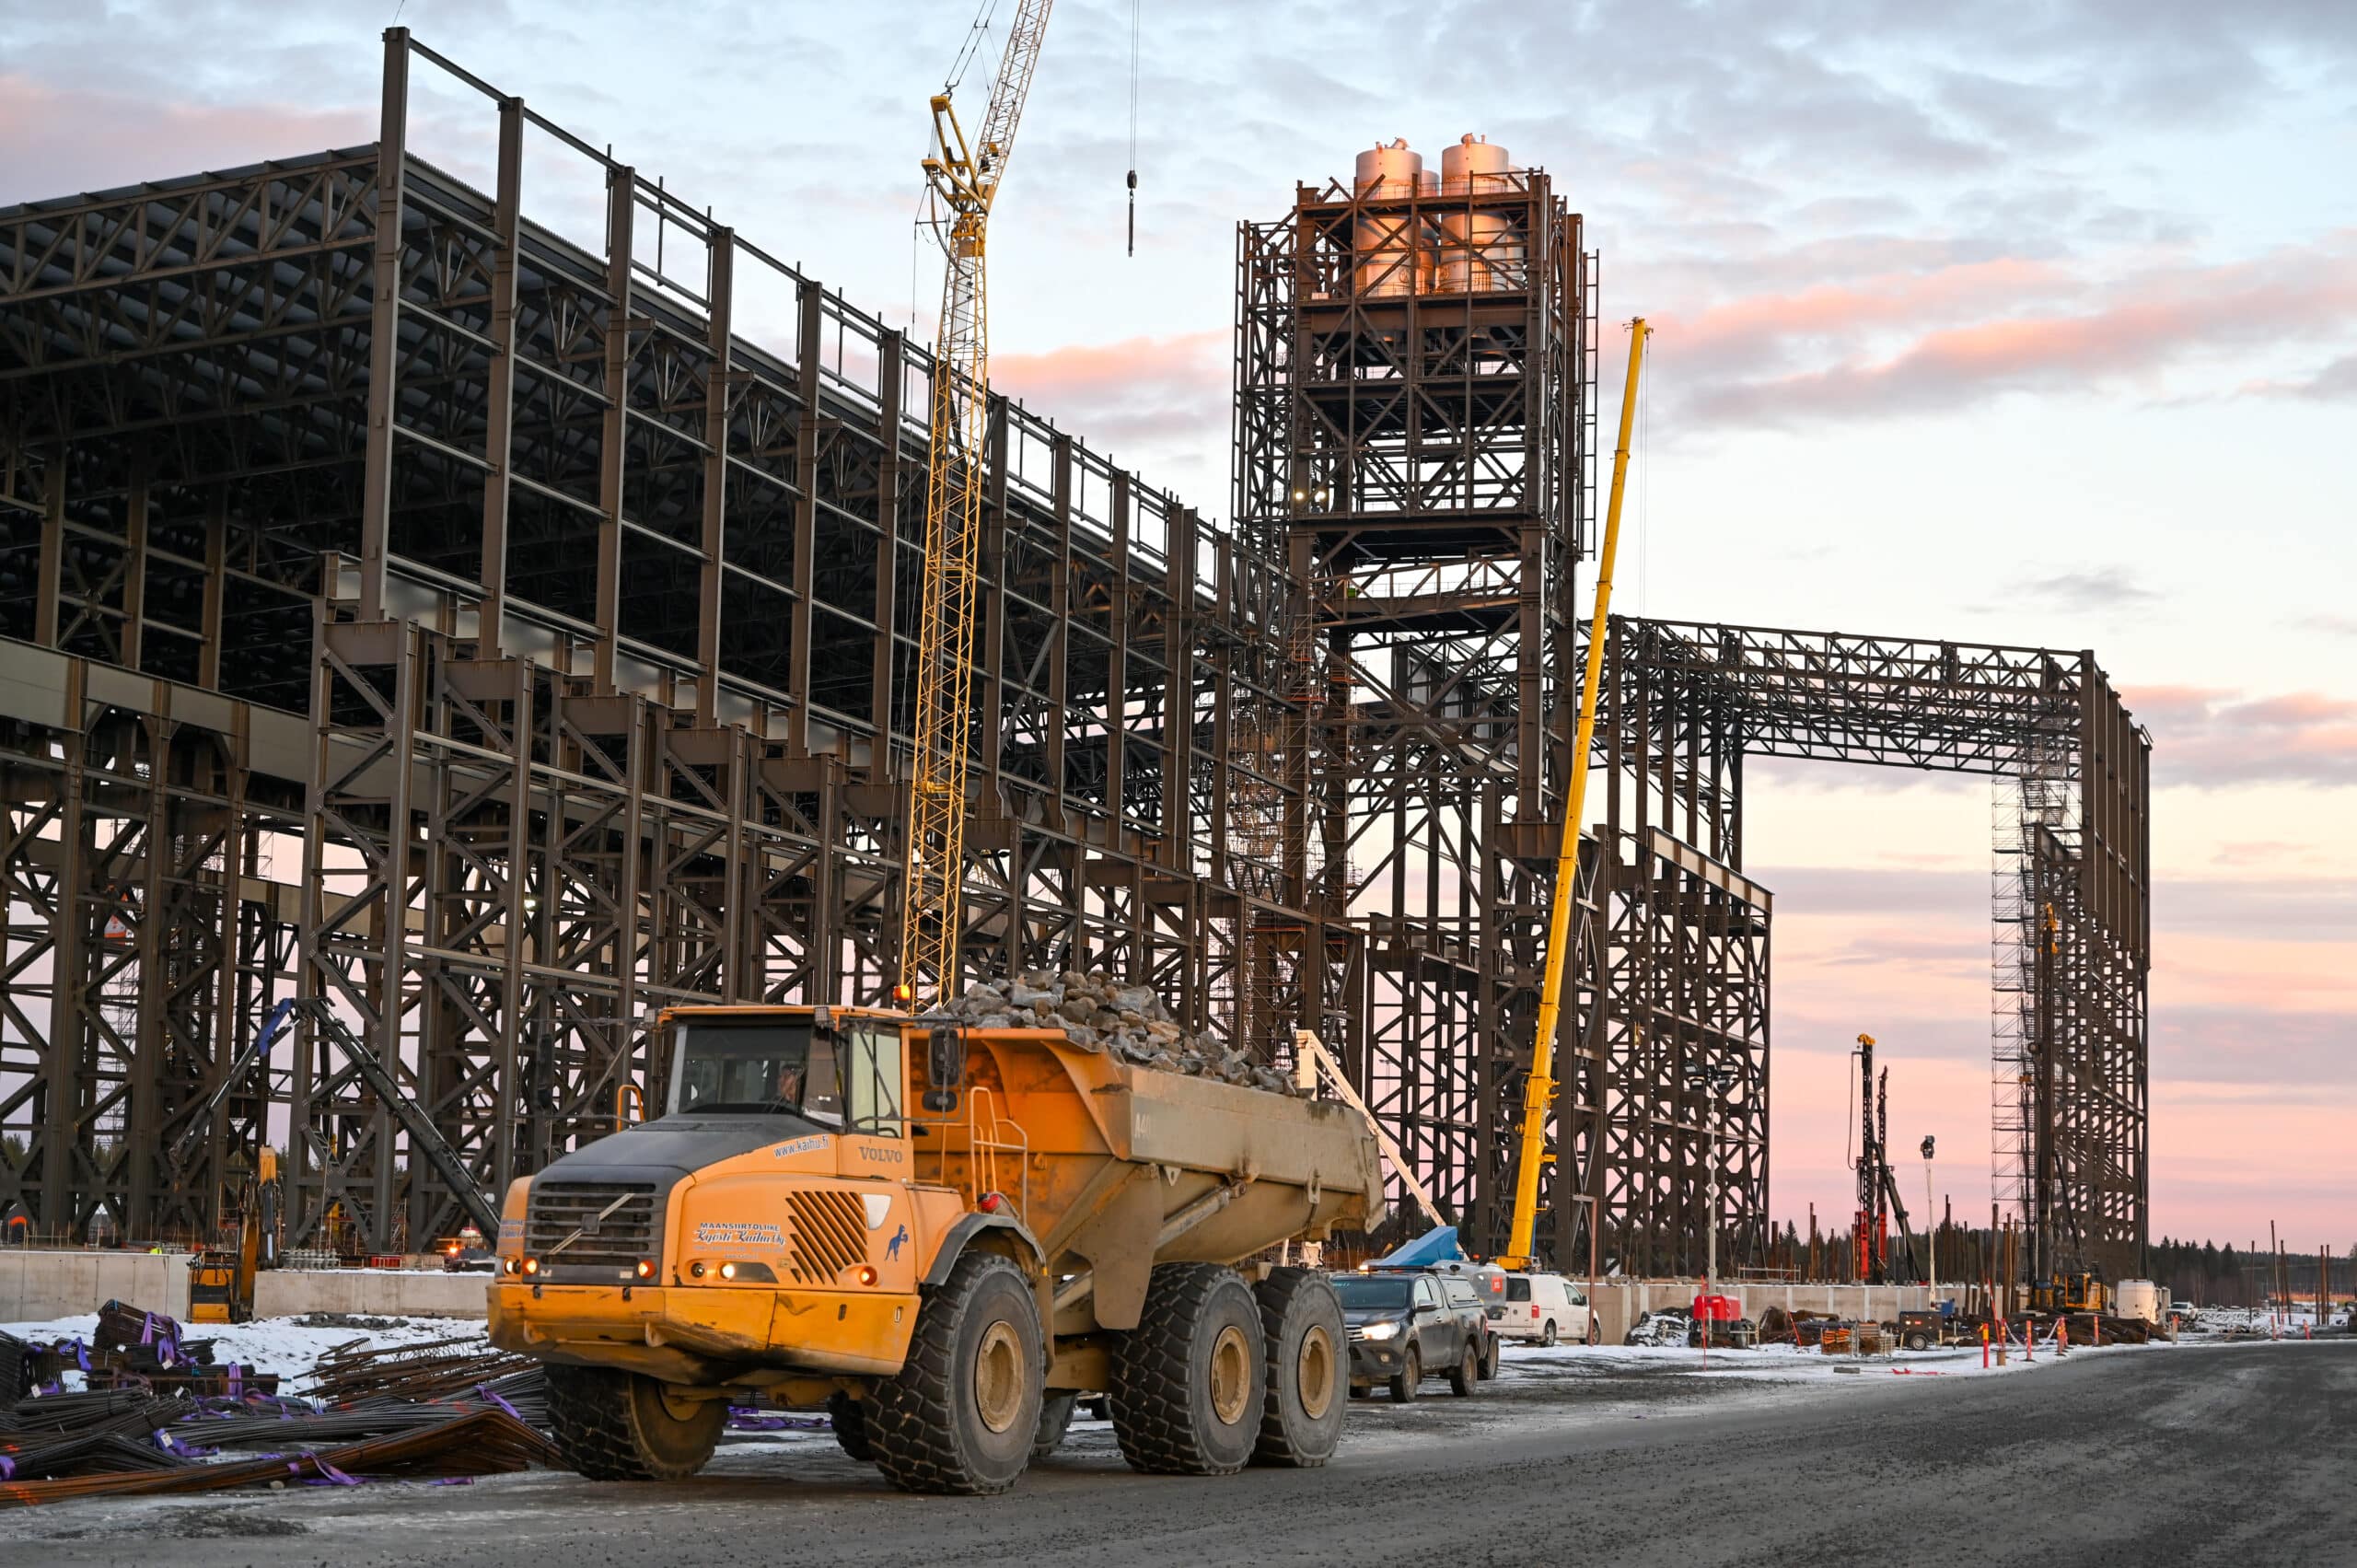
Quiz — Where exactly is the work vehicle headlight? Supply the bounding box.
[1360,1319,1400,1342]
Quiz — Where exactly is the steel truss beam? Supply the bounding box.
[1579,618,2151,1280]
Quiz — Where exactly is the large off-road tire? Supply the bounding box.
[868,1250,1043,1495]
[1249,1266,1345,1469]
[827,1391,875,1461]
[1032,1391,1078,1460]
[1109,1263,1265,1476]
[544,1365,724,1481]
[1387,1344,1421,1404]
[1448,1342,1479,1397]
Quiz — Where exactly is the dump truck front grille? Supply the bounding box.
[526,1181,659,1272]
[784,1190,868,1284]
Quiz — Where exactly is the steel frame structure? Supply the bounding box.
[2,33,2152,1279]
[1,31,1308,1249]
[1236,168,2149,1279]
[1562,619,2151,1279]
[1233,165,1598,1253]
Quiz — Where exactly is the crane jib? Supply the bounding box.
[901,0,1054,1005]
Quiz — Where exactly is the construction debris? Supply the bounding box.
[0,1302,556,1505]
[0,1406,552,1508]
[943,968,1304,1096]
[306,1335,540,1407]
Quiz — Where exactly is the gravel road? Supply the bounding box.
[6,1340,2349,1567]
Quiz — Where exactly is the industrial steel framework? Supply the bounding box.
[1233,158,1598,1256]
[0,31,1308,1249]
[1236,164,2150,1279]
[1,34,2152,1281]
[1557,619,2151,1280]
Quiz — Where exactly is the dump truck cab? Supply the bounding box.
[490,1002,1380,1495]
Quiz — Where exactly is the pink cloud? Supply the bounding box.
[1657,254,2076,377]
[2120,682,2357,787]
[0,74,373,204]
[990,331,1229,460]
[1673,231,2357,428]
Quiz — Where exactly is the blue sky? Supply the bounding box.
[4,0,2351,1249]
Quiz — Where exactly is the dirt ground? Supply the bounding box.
[4,1337,2350,1567]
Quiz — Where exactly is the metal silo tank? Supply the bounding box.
[1352,139,1433,297]
[1437,134,1520,294]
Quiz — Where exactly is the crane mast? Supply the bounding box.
[1496,319,1650,1271]
[900,0,1053,1004]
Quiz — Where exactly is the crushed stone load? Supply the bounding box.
[938,968,1305,1098]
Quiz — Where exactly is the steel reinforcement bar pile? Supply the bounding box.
[0,1406,554,1507]
[1,1322,555,1504]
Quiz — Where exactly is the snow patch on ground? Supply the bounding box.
[2,1312,493,1395]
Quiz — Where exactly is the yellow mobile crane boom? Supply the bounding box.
[900,1,1054,1004]
[1496,319,1651,1271]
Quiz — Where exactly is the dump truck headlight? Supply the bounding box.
[719,1261,737,1281]
[635,1260,655,1280]
[521,1257,540,1276]
[1360,1319,1400,1342]
[503,1257,519,1275]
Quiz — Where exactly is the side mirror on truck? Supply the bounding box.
[924,1025,965,1114]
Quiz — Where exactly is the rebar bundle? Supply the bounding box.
[0,1407,555,1508]
[308,1337,539,1406]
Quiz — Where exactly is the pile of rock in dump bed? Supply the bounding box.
[940,968,1305,1097]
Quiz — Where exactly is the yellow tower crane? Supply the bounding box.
[1496,318,1651,1271]
[899,0,1054,1005]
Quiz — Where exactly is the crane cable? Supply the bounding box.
[1126,0,1141,255]
[945,0,1004,92]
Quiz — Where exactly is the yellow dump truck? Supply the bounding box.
[488,1004,1383,1494]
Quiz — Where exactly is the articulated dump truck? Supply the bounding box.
[489,1004,1383,1494]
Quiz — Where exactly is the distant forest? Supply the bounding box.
[1763,1221,2352,1307]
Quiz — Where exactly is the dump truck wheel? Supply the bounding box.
[827,1391,875,1461]
[869,1250,1042,1496]
[1249,1266,1345,1469]
[1110,1262,1265,1475]
[1032,1392,1078,1459]
[543,1365,723,1481]
[1387,1345,1421,1404]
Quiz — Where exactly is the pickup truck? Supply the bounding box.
[1335,1270,1491,1402]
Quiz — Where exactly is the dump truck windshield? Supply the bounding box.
[1332,1276,1411,1309]
[668,1021,842,1122]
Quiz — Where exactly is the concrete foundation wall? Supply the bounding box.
[252,1269,493,1319]
[0,1249,193,1322]
[1583,1280,1935,1345]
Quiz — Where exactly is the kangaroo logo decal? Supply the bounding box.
[886,1224,909,1261]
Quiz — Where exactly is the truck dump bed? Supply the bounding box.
[922,1028,1383,1331]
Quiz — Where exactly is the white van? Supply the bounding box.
[1492,1272,1596,1345]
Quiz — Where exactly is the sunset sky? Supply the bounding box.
[5,0,2350,1254]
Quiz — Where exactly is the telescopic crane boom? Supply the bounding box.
[899,0,1054,1005]
[1496,319,1651,1271]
